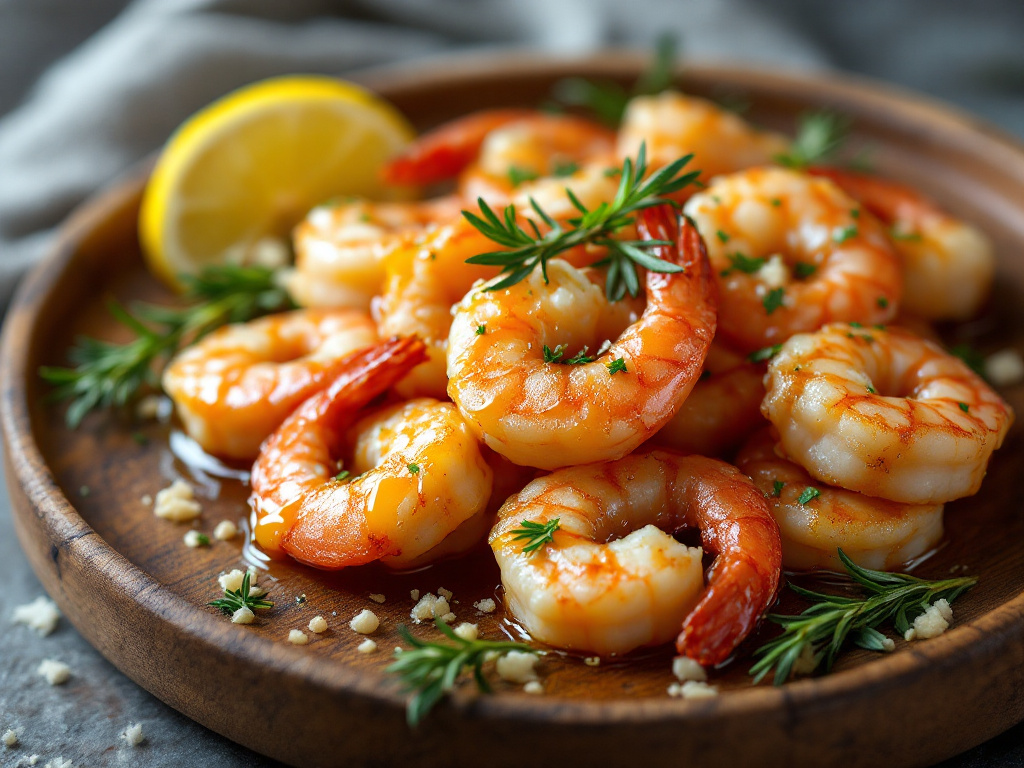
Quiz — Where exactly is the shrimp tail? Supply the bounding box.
[637,205,719,320]
[381,109,536,186]
[287,336,428,427]
[674,459,782,665]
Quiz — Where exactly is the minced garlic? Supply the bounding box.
[350,609,379,634]
[153,479,201,522]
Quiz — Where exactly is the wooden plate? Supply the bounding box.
[4,52,1024,768]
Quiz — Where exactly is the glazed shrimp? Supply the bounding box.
[375,217,506,399]
[735,430,944,571]
[618,91,789,184]
[251,340,496,569]
[382,109,615,194]
[762,323,1013,504]
[684,167,901,352]
[447,206,717,469]
[654,341,768,457]
[489,450,782,661]
[162,308,378,460]
[286,195,463,310]
[810,167,995,320]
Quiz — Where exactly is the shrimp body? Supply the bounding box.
[162,308,378,459]
[251,340,495,569]
[447,207,717,469]
[375,217,504,398]
[286,196,462,310]
[810,168,995,320]
[762,323,1013,504]
[654,341,767,457]
[735,430,944,570]
[490,450,782,661]
[684,167,901,351]
[618,92,789,183]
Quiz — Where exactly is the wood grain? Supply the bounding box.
[3,52,1024,768]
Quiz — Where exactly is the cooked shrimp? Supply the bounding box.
[251,340,495,569]
[286,195,462,310]
[654,341,767,457]
[489,450,782,661]
[618,91,789,184]
[735,429,944,571]
[447,206,717,469]
[382,109,614,194]
[162,308,378,460]
[810,167,995,320]
[684,166,901,352]
[375,217,505,398]
[762,323,1013,504]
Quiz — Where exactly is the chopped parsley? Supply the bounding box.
[793,262,818,279]
[876,296,889,309]
[721,253,766,276]
[408,463,421,475]
[553,160,580,177]
[475,325,487,335]
[507,166,539,187]
[797,487,821,505]
[716,229,731,243]
[335,469,351,482]
[747,344,783,363]
[607,357,628,375]
[762,287,786,315]
[958,402,970,413]
[771,480,785,498]
[833,225,858,244]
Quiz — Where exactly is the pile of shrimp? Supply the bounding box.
[163,91,1013,671]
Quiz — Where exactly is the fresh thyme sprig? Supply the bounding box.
[462,144,698,300]
[208,571,274,616]
[750,550,976,685]
[40,264,293,427]
[775,110,851,170]
[510,518,561,554]
[551,33,678,126]
[388,619,538,726]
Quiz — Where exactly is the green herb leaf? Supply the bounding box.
[508,166,540,187]
[771,480,785,498]
[958,402,970,413]
[543,344,566,363]
[40,265,293,428]
[793,262,818,279]
[607,357,628,375]
[832,225,858,244]
[775,111,851,170]
[408,463,421,475]
[750,550,976,685]
[510,518,561,554]
[876,296,889,309]
[747,344,783,363]
[797,487,821,505]
[208,571,274,617]
[335,470,351,482]
[462,144,699,301]
[720,252,766,277]
[475,325,487,335]
[388,619,538,726]
[762,287,785,315]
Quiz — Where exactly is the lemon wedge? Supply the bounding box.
[140,75,415,289]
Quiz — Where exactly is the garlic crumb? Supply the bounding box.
[308,616,328,634]
[38,659,70,685]
[213,520,238,541]
[231,607,254,625]
[496,651,539,684]
[453,622,479,642]
[153,478,202,522]
[583,656,600,667]
[473,598,496,614]
[672,656,707,683]
[350,609,380,635]
[12,596,61,636]
[288,629,309,645]
[368,593,386,604]
[357,638,378,654]
[121,722,144,746]
[523,680,543,695]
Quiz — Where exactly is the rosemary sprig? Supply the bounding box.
[552,33,678,126]
[208,571,274,616]
[750,550,976,685]
[388,619,538,726]
[775,110,851,170]
[462,144,699,300]
[510,518,560,554]
[40,265,293,427]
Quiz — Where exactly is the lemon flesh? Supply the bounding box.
[140,76,414,290]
